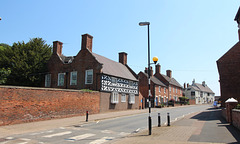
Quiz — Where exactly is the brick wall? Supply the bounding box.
[188,99,196,105]
[222,108,227,120]
[217,42,240,107]
[232,109,240,131]
[0,86,100,126]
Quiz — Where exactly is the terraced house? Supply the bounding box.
[45,34,139,112]
[138,67,167,108]
[154,64,183,102]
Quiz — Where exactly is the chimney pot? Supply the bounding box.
[155,64,161,74]
[150,66,153,76]
[184,83,186,89]
[145,67,148,74]
[166,70,172,78]
[81,34,93,52]
[53,41,63,56]
[119,52,128,65]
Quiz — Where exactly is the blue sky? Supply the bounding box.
[0,0,239,95]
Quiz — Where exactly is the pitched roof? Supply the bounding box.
[234,6,240,23]
[161,74,182,88]
[217,42,240,63]
[142,72,166,87]
[59,55,74,64]
[193,83,214,94]
[92,53,138,81]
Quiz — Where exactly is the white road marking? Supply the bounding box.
[89,137,114,144]
[67,133,95,141]
[30,130,53,136]
[101,130,113,133]
[119,132,130,136]
[5,137,14,140]
[43,131,72,138]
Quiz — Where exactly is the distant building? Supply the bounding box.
[217,7,240,107]
[45,34,139,112]
[138,67,167,108]
[154,64,183,102]
[184,79,215,104]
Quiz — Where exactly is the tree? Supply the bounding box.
[0,38,52,86]
[0,68,11,84]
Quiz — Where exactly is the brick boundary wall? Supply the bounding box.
[0,86,100,126]
[222,108,227,120]
[232,109,240,131]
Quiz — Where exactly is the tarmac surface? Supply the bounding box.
[112,107,240,144]
[0,105,240,144]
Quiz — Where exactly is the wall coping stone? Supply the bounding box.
[0,85,98,93]
[232,109,240,112]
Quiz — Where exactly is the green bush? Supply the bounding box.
[81,89,93,92]
[236,104,240,109]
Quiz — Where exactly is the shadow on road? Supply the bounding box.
[190,108,240,143]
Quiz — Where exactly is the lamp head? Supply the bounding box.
[139,22,150,26]
[153,56,158,64]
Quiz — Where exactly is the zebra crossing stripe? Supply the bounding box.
[89,137,114,144]
[67,133,95,141]
[43,131,72,138]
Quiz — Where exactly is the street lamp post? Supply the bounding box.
[139,22,158,135]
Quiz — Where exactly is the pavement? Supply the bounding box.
[112,108,240,144]
[0,106,240,144]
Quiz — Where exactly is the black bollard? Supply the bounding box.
[148,116,152,135]
[158,113,161,127]
[167,112,170,126]
[86,111,88,122]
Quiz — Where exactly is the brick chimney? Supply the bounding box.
[184,83,186,89]
[166,70,172,78]
[53,41,63,56]
[119,52,127,65]
[150,67,153,76]
[81,34,93,52]
[155,64,161,74]
[144,67,153,76]
[144,67,148,73]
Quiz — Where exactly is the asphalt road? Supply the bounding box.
[0,105,211,144]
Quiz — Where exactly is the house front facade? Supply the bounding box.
[45,34,139,112]
[184,80,215,104]
[154,64,183,102]
[138,67,167,108]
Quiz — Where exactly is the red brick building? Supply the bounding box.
[154,64,183,102]
[217,7,240,107]
[138,67,167,108]
[45,34,139,111]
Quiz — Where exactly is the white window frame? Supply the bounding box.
[121,93,126,102]
[85,69,93,84]
[70,71,77,85]
[164,87,166,93]
[45,74,51,87]
[112,77,117,84]
[176,88,178,93]
[159,86,161,92]
[129,94,135,104]
[58,73,65,86]
[111,92,119,104]
[169,86,171,92]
